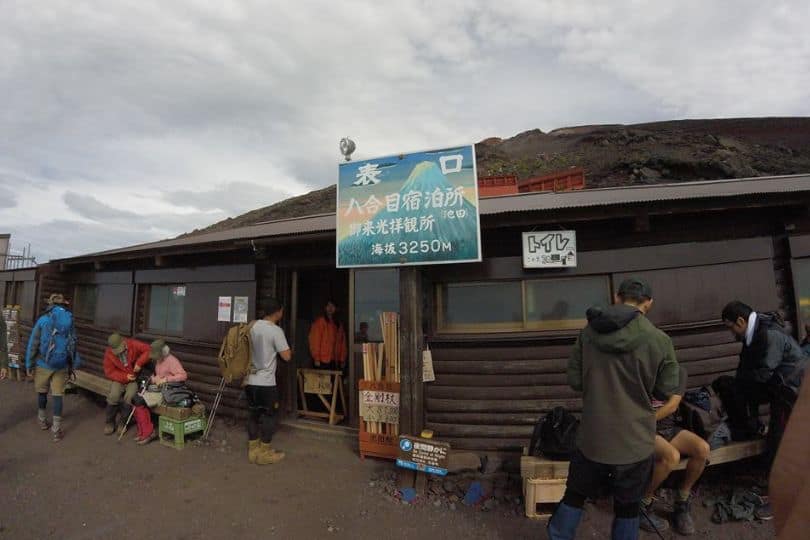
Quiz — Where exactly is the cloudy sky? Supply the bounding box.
[2,1,809,262]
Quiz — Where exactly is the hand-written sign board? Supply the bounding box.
[359,389,400,424]
[396,435,450,476]
[303,371,334,394]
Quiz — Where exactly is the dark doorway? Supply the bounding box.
[291,268,350,423]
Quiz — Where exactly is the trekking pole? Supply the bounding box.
[640,508,666,540]
[203,377,226,440]
[118,381,146,442]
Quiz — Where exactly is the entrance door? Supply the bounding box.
[291,268,350,423]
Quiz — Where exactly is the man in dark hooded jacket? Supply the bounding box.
[548,277,680,540]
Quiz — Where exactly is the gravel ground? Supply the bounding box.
[0,380,776,539]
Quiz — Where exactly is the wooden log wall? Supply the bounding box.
[425,326,742,452]
[74,322,247,418]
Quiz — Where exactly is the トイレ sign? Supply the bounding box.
[336,145,481,268]
[396,435,450,476]
[523,231,577,268]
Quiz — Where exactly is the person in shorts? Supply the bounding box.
[246,298,292,465]
[640,365,710,535]
[548,278,679,540]
[24,293,78,442]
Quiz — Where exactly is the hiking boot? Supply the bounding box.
[640,500,670,533]
[52,428,64,442]
[137,431,157,445]
[248,439,260,464]
[673,497,696,535]
[104,404,118,435]
[255,443,285,465]
[38,417,51,430]
[754,502,773,521]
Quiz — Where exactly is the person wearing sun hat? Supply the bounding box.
[102,332,151,435]
[129,338,188,445]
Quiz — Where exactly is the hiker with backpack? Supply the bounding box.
[246,298,291,465]
[720,301,807,464]
[24,293,78,442]
[103,333,151,436]
[640,365,710,535]
[548,278,680,540]
[0,314,7,381]
[129,339,188,445]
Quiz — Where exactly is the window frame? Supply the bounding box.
[145,283,186,336]
[436,275,612,334]
[72,284,98,322]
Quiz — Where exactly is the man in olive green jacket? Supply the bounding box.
[548,277,680,540]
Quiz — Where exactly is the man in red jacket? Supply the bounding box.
[103,333,151,435]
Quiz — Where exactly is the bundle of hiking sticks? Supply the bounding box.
[361,312,400,436]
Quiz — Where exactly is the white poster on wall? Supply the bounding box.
[217,296,232,322]
[523,231,577,268]
[232,296,249,323]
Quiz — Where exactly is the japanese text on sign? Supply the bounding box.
[396,435,450,476]
[359,390,400,425]
[337,145,481,268]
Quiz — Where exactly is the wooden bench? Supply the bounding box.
[73,369,113,397]
[521,439,767,519]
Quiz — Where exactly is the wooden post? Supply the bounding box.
[398,267,424,436]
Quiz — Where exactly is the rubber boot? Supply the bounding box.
[104,404,118,435]
[611,517,640,540]
[255,442,285,465]
[547,503,583,540]
[248,440,260,464]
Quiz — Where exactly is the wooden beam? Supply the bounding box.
[399,267,424,436]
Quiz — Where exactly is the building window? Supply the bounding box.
[147,285,185,335]
[73,284,98,321]
[354,269,399,342]
[438,276,610,333]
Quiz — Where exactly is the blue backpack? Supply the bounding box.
[40,306,79,369]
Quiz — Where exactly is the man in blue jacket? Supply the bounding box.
[25,293,78,442]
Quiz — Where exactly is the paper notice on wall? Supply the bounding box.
[232,296,249,323]
[422,348,435,382]
[217,296,232,322]
[172,286,186,297]
[360,390,400,424]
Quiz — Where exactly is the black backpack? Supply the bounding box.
[680,386,726,440]
[529,407,579,460]
[161,382,197,407]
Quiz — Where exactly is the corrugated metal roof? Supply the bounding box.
[54,213,335,262]
[479,174,810,214]
[54,174,810,263]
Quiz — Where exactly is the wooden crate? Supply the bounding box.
[523,477,566,520]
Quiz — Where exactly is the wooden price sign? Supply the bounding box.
[359,389,400,425]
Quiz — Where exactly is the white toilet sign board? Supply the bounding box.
[522,231,577,268]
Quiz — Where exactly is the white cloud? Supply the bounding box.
[1,0,808,261]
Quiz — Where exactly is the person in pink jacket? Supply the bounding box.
[131,339,188,445]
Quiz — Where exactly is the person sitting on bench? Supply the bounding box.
[103,333,151,435]
[640,365,710,535]
[130,339,188,445]
[721,301,807,464]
